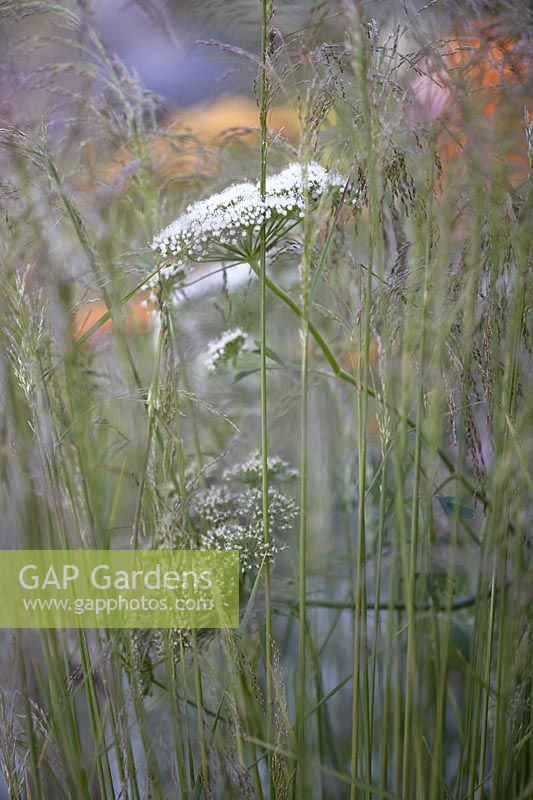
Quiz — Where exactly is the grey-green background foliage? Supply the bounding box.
[0,0,531,798]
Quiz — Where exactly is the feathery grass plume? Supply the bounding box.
[0,687,26,799]
[4,268,47,403]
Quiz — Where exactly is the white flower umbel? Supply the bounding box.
[190,482,298,574]
[200,523,280,573]
[151,161,344,281]
[223,451,298,484]
[204,327,249,374]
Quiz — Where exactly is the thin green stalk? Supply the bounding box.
[46,153,142,389]
[107,645,142,800]
[296,159,313,798]
[402,161,434,800]
[429,174,484,800]
[369,452,388,749]
[164,635,190,799]
[490,238,528,798]
[178,637,196,791]
[297,327,309,797]
[132,322,164,549]
[457,199,490,800]
[305,616,340,786]
[18,635,44,800]
[348,5,379,790]
[429,371,464,799]
[350,262,372,800]
[127,637,165,800]
[258,1,273,794]
[191,633,210,796]
[477,566,497,800]
[39,631,90,797]
[379,536,399,793]
[78,631,115,800]
[279,592,483,614]
[172,320,205,484]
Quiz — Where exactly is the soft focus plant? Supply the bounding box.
[150,160,344,277]
[0,2,531,800]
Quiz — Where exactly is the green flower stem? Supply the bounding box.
[346,12,380,792]
[277,593,483,613]
[164,635,190,798]
[258,1,273,795]
[297,324,310,796]
[402,169,433,800]
[18,634,45,800]
[191,632,210,795]
[296,160,314,798]
[78,631,115,800]
[131,323,164,549]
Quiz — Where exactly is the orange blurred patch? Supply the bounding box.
[415,24,531,186]
[105,95,300,186]
[72,294,153,345]
[178,94,300,142]
[72,300,111,343]
[449,31,525,115]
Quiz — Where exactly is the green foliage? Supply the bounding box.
[0,1,531,799]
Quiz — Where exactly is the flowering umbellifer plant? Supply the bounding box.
[150,161,344,283]
[204,327,250,374]
[189,452,299,574]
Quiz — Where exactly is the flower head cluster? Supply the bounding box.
[196,487,297,572]
[204,327,249,374]
[188,453,299,574]
[151,161,344,280]
[223,451,298,485]
[200,522,280,573]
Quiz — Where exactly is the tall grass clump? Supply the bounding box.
[0,0,531,798]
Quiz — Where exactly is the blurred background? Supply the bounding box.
[0,1,531,798]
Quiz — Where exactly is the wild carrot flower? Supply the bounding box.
[223,451,298,484]
[196,486,297,572]
[200,522,280,573]
[150,161,344,283]
[186,453,299,574]
[204,327,249,374]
